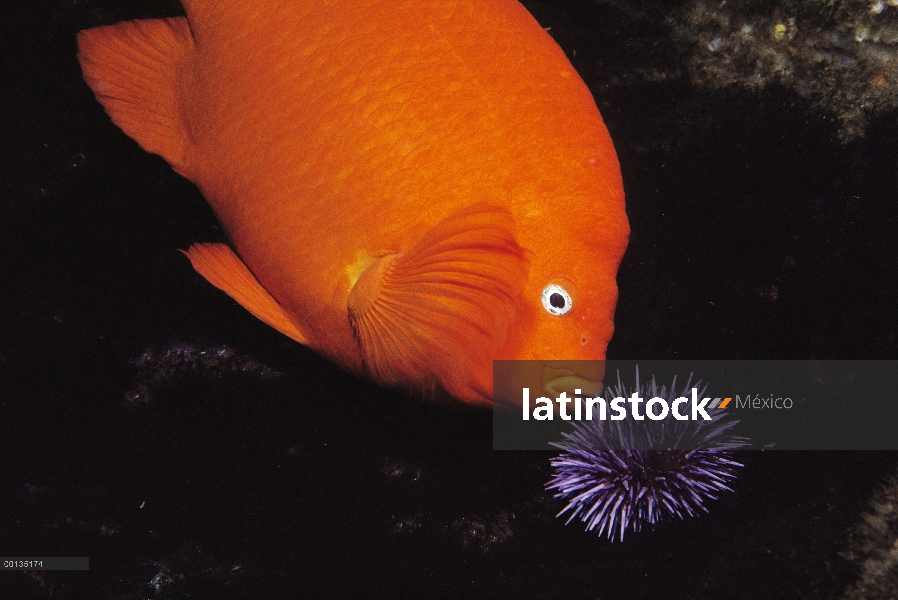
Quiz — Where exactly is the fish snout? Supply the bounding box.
[540,361,605,398]
[493,359,606,409]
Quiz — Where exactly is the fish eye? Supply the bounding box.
[541,284,572,316]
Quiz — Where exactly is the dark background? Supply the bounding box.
[2,0,897,598]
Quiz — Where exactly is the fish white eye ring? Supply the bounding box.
[541,284,573,316]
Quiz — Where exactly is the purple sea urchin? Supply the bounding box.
[546,368,748,541]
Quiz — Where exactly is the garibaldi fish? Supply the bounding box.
[77,0,630,405]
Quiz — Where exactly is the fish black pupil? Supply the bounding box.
[549,293,566,309]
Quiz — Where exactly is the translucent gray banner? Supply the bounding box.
[493,360,898,450]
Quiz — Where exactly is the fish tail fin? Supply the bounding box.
[77,17,194,176]
[347,204,531,406]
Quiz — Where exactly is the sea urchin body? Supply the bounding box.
[546,369,747,541]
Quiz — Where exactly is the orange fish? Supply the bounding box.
[77,0,629,405]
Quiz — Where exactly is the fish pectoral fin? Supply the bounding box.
[182,243,308,345]
[77,17,194,176]
[347,204,530,404]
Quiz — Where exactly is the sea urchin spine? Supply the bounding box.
[546,368,747,541]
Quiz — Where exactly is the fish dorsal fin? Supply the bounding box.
[183,243,308,345]
[77,17,194,176]
[347,204,530,404]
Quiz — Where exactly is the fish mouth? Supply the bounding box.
[541,361,605,398]
[492,360,606,409]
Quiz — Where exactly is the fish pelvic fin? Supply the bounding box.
[182,243,308,345]
[347,204,530,406]
[77,18,193,176]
